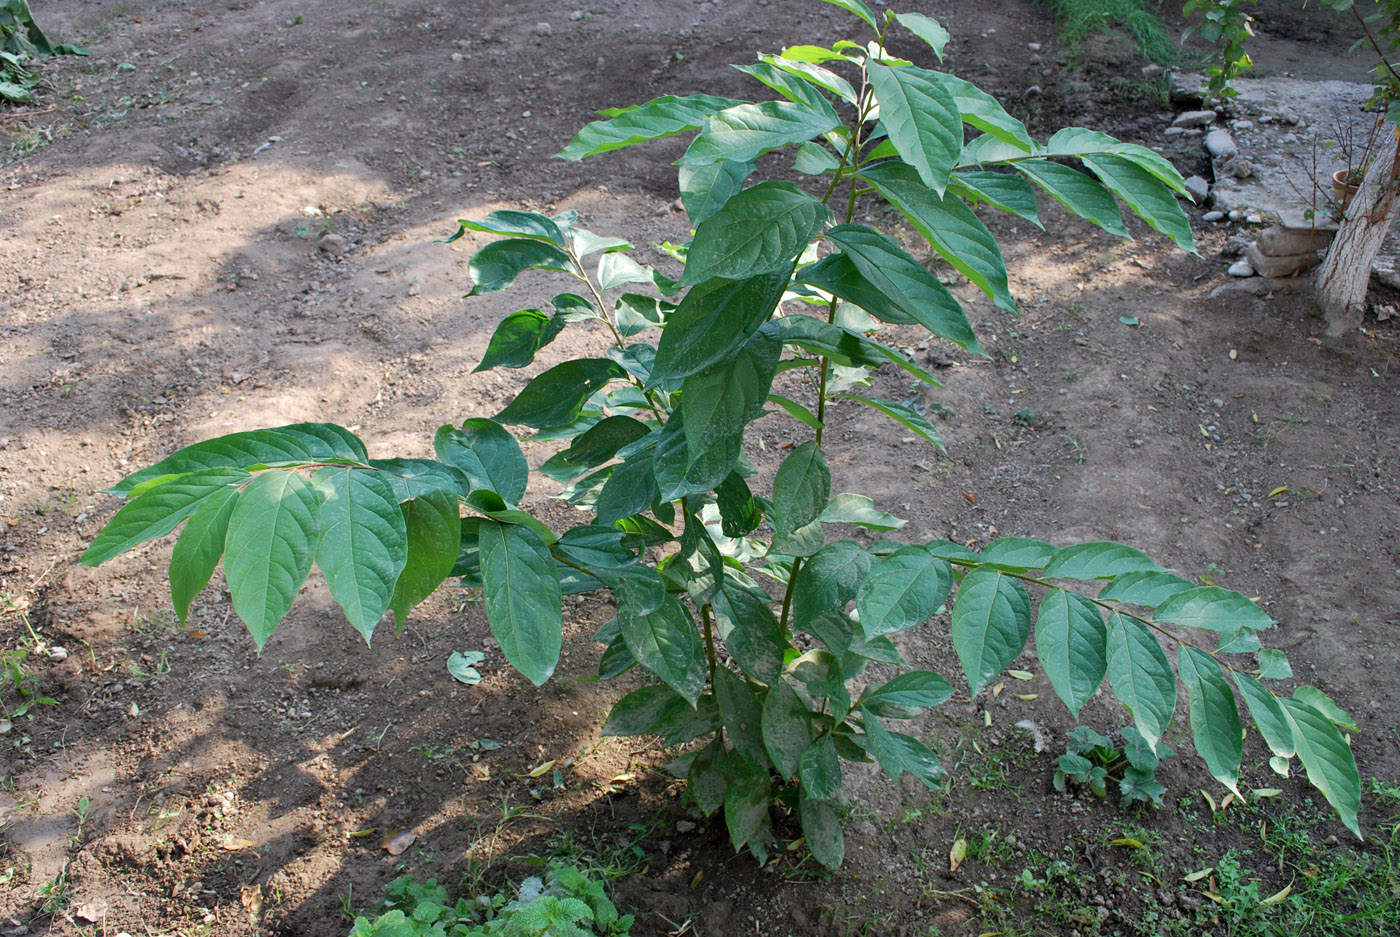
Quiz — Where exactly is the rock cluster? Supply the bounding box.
[1233,210,1338,279]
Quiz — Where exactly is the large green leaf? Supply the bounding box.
[799,736,843,803]
[1280,696,1362,838]
[859,160,1015,312]
[737,60,844,113]
[108,424,367,495]
[860,712,946,789]
[932,72,1033,151]
[433,419,528,503]
[653,415,740,503]
[1042,541,1159,580]
[452,210,567,248]
[774,316,946,386]
[821,225,980,351]
[1292,686,1359,733]
[1080,154,1196,253]
[495,359,626,429]
[762,678,813,777]
[799,789,844,869]
[1042,128,1187,193]
[1105,612,1175,752]
[557,93,747,160]
[83,467,250,565]
[312,467,408,641]
[1098,570,1197,608]
[682,182,832,285]
[760,53,857,107]
[1178,645,1243,797]
[678,158,756,226]
[474,309,567,372]
[723,755,772,851]
[791,540,874,632]
[950,567,1032,695]
[169,486,238,625]
[856,545,953,638]
[949,171,1041,226]
[619,594,707,705]
[467,238,576,296]
[479,521,562,686]
[1232,672,1295,759]
[650,271,790,383]
[977,536,1057,572]
[835,395,944,449]
[1153,586,1274,633]
[224,471,323,649]
[388,486,461,628]
[715,472,765,539]
[817,0,878,29]
[1014,160,1130,239]
[540,415,652,483]
[602,684,682,737]
[895,12,950,59]
[866,63,961,196]
[681,329,780,457]
[1034,588,1107,719]
[714,665,767,768]
[677,100,840,166]
[771,441,830,535]
[594,453,659,525]
[859,671,954,718]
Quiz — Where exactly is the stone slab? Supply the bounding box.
[1258,224,1335,255]
[1245,242,1319,278]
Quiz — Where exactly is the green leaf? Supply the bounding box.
[169,486,238,625]
[1098,570,1197,607]
[799,789,845,869]
[1280,696,1362,838]
[799,736,843,802]
[715,472,764,539]
[572,226,631,257]
[598,252,653,291]
[762,678,813,777]
[1257,648,1293,681]
[859,160,1015,312]
[949,171,1041,226]
[653,415,740,503]
[816,0,878,29]
[83,467,250,565]
[542,416,651,483]
[766,393,823,432]
[723,754,771,850]
[1178,645,1243,798]
[479,521,563,686]
[932,72,1033,151]
[857,545,953,638]
[978,536,1057,572]
[1035,589,1107,719]
[1105,612,1175,752]
[1043,128,1187,193]
[1042,542,1159,581]
[861,712,946,788]
[1233,673,1295,759]
[467,238,575,296]
[859,671,954,718]
[819,493,905,531]
[677,100,840,166]
[773,317,946,386]
[682,329,781,457]
[453,210,566,248]
[651,271,789,383]
[108,424,367,495]
[433,419,528,503]
[620,594,707,705]
[1292,686,1359,733]
[654,693,722,745]
[835,395,944,449]
[224,471,323,649]
[312,467,408,641]
[1014,160,1131,239]
[389,487,461,628]
[771,441,830,535]
[602,684,682,736]
[895,12,950,60]
[686,741,728,815]
[760,52,857,106]
[474,309,567,372]
[1081,154,1196,253]
[553,292,598,320]
[1154,586,1274,633]
[682,182,831,285]
[597,635,637,680]
[791,541,873,632]
[446,650,485,685]
[495,359,626,429]
[677,158,756,226]
[821,225,980,351]
[712,581,784,684]
[715,666,767,767]
[734,61,839,116]
[594,453,659,525]
[951,567,1032,695]
[557,93,747,160]
[865,63,960,196]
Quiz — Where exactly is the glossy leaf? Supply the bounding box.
[1178,645,1243,797]
[866,62,961,196]
[762,678,813,777]
[771,441,830,535]
[467,238,575,296]
[859,160,1015,311]
[1081,154,1195,253]
[735,61,840,116]
[1154,586,1273,633]
[978,536,1057,572]
[951,567,1032,695]
[1042,542,1159,581]
[83,467,250,565]
[224,471,323,649]
[861,712,946,788]
[312,467,408,641]
[479,522,563,686]
[1098,570,1197,607]
[594,454,659,525]
[557,93,747,160]
[619,594,707,706]
[1042,128,1187,193]
[1292,686,1359,733]
[791,541,874,632]
[774,316,946,386]
[1105,612,1175,752]
[857,545,953,638]
[389,486,461,628]
[799,736,842,802]
[453,210,566,248]
[835,395,944,448]
[1233,672,1295,759]
[677,100,840,166]
[169,486,238,625]
[653,415,740,503]
[818,493,904,531]
[895,12,950,59]
[651,270,790,383]
[682,182,831,285]
[712,580,785,684]
[476,310,566,373]
[677,158,756,226]
[681,329,780,457]
[817,0,878,29]
[761,52,857,106]
[495,359,625,429]
[434,419,528,503]
[1034,589,1107,719]
[1280,696,1362,838]
[859,671,954,718]
[1014,160,1131,239]
[602,684,681,736]
[715,472,764,539]
[933,72,1033,150]
[949,171,1041,226]
[715,666,767,768]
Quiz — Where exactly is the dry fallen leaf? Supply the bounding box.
[381,830,417,856]
[949,837,968,872]
[75,897,108,922]
[221,838,256,851]
[528,759,556,778]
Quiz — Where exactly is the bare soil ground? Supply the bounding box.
[1,2,1397,936]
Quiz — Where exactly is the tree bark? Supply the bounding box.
[1314,123,1400,338]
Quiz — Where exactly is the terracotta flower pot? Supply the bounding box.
[1333,168,1362,211]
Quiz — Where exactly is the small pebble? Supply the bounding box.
[1202,210,1225,222]
[49,646,69,661]
[1027,42,1040,52]
[1228,259,1256,277]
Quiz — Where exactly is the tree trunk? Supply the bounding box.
[1314,124,1400,338]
